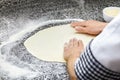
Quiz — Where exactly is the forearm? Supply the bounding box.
[66,56,78,80]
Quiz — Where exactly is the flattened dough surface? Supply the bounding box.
[24,24,94,62]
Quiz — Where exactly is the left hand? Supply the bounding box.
[71,20,108,35]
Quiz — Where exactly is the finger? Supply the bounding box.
[71,21,86,27]
[69,39,74,47]
[75,27,87,34]
[64,42,68,48]
[73,38,79,47]
[78,40,84,50]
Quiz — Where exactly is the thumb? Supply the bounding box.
[75,27,87,33]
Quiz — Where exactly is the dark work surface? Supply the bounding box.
[0,0,120,80]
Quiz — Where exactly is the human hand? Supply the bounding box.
[71,20,108,35]
[64,38,84,61]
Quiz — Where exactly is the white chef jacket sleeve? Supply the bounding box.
[91,13,120,72]
[74,14,120,80]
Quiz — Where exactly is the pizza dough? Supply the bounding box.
[24,24,94,62]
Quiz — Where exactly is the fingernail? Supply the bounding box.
[73,38,77,40]
[71,23,74,26]
[75,27,79,31]
[75,27,80,29]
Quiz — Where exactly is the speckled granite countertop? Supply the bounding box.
[0,0,120,80]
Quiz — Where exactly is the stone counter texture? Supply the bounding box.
[0,0,120,80]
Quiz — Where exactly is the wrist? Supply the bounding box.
[66,54,79,62]
[66,55,78,80]
[101,23,108,29]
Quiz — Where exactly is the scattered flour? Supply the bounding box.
[0,19,83,78]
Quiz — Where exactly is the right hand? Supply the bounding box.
[71,20,108,35]
[64,38,84,61]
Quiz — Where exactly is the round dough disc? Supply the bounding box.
[24,24,94,62]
